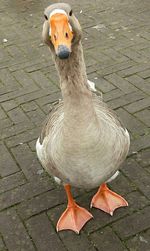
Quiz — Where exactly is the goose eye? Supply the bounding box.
[44,14,48,20]
[69,10,73,16]
[65,32,69,39]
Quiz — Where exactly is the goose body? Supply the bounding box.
[36,19,130,188]
[36,3,130,233]
[36,91,129,189]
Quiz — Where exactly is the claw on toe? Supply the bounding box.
[91,183,128,215]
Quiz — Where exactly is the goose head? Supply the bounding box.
[42,3,82,59]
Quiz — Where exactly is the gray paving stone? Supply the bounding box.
[0,171,26,193]
[0,175,53,211]
[5,126,40,147]
[112,206,150,239]
[116,107,146,135]
[0,142,19,177]
[1,121,34,139]
[125,229,150,251]
[17,188,66,220]
[0,208,36,251]
[104,73,137,93]
[126,74,150,94]
[8,107,30,124]
[0,117,13,130]
[129,134,150,154]
[90,226,128,251]
[135,109,150,127]
[107,90,147,109]
[124,96,150,113]
[26,213,66,251]
[121,158,150,199]
[0,236,7,251]
[1,100,18,112]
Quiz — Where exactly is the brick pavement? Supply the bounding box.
[0,0,150,250]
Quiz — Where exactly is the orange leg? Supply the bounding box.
[91,183,128,216]
[57,184,93,234]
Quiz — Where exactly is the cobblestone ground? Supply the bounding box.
[0,0,150,250]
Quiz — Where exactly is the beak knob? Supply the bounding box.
[57,45,70,59]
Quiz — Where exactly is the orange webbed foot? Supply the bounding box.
[91,183,128,216]
[57,184,93,234]
[57,202,93,234]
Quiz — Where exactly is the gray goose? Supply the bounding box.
[36,3,130,234]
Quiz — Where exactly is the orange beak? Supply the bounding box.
[50,13,73,59]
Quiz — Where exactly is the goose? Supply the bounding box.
[36,3,130,234]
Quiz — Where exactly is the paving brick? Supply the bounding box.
[124,96,150,113]
[35,91,61,107]
[7,107,30,124]
[30,70,56,89]
[26,213,66,251]
[126,74,150,94]
[135,109,150,127]
[28,139,37,152]
[133,149,150,168]
[138,68,150,79]
[107,90,147,109]
[25,60,53,73]
[0,69,20,88]
[103,88,124,102]
[109,172,136,196]
[125,229,150,251]
[27,108,46,124]
[5,126,40,147]
[21,101,38,112]
[42,103,53,114]
[59,230,96,251]
[0,85,17,95]
[9,58,47,72]
[90,226,128,251]
[0,175,53,211]
[88,74,116,93]
[130,134,150,153]
[0,86,38,103]
[0,117,11,132]
[11,143,45,179]
[17,188,66,220]
[0,142,19,177]
[12,70,38,89]
[1,100,18,112]
[98,61,134,76]
[104,73,137,93]
[103,48,129,62]
[15,88,56,105]
[1,121,34,139]
[121,159,150,199]
[6,44,23,59]
[112,206,150,240]
[120,48,148,63]
[0,208,35,251]
[0,106,7,119]
[118,63,150,77]
[0,171,26,193]
[0,236,7,251]
[116,107,146,135]
[126,190,149,213]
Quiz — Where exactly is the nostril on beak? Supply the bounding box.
[57,45,70,59]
